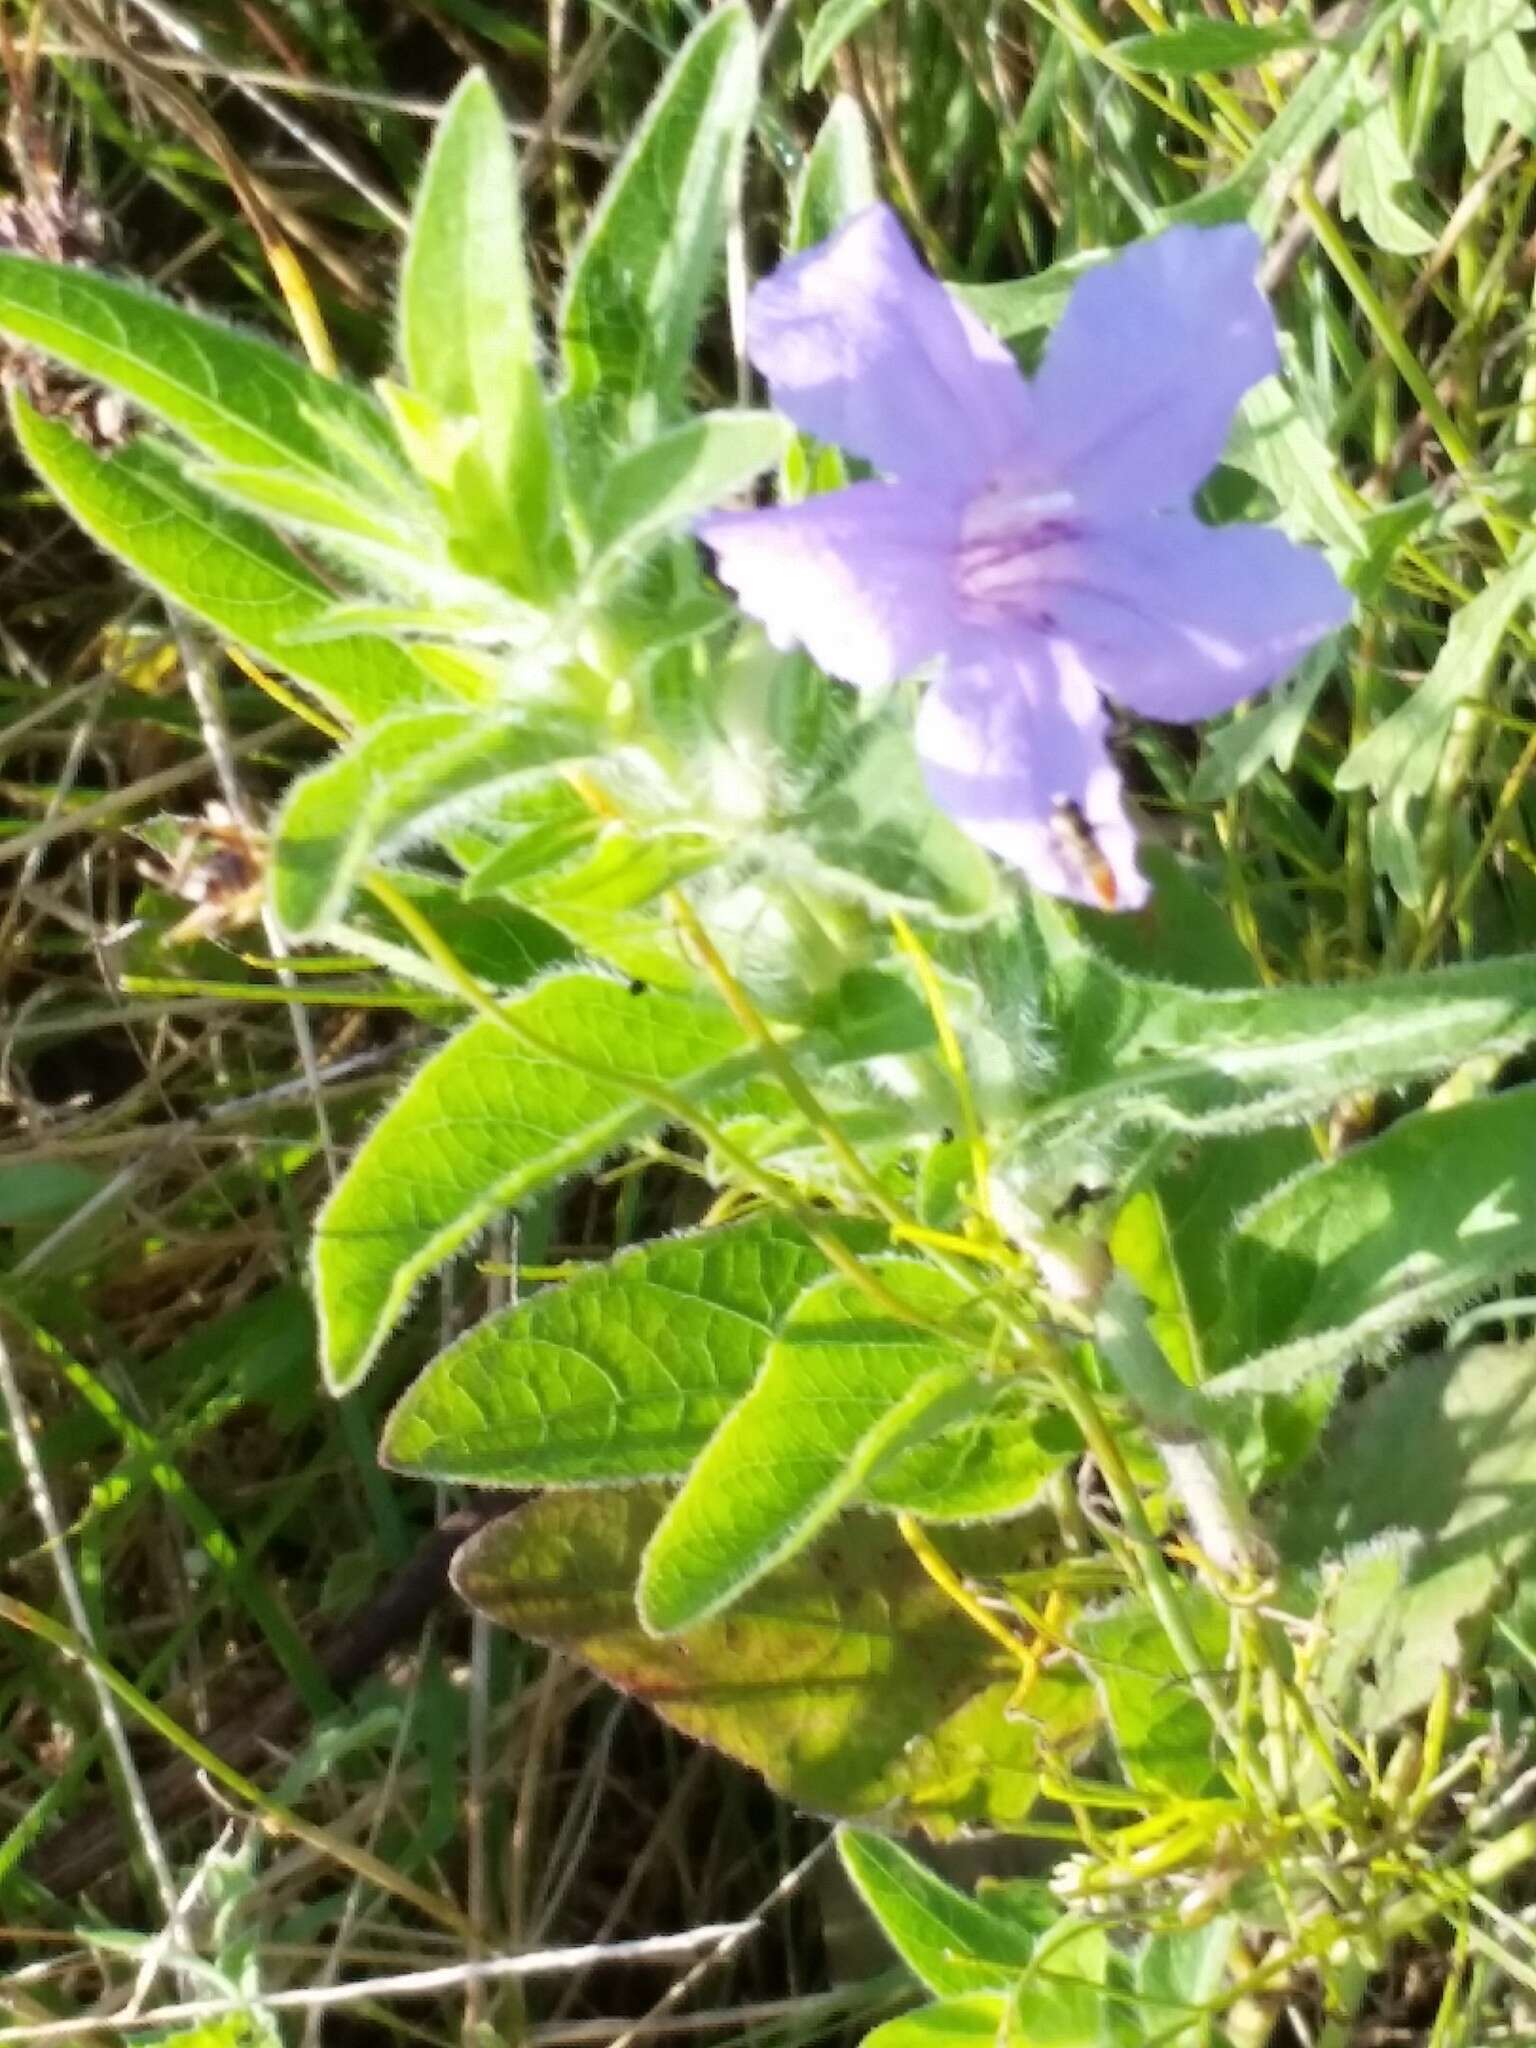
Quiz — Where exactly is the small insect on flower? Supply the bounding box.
[154,804,269,948]
[699,206,1351,909]
[1049,798,1119,911]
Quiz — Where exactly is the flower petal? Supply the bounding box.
[1031,224,1279,511]
[698,480,968,691]
[914,650,1148,909]
[747,203,1036,492]
[1048,513,1352,721]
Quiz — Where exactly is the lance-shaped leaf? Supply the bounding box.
[454,1485,1101,1831]
[400,70,552,557]
[313,976,745,1390]
[11,399,442,725]
[838,1830,1055,1996]
[1115,17,1313,73]
[1338,541,1536,801]
[1009,948,1536,1183]
[1210,1084,1536,1393]
[587,411,790,573]
[384,1213,880,1486]
[193,461,433,555]
[801,0,894,88]
[271,707,590,936]
[559,5,757,454]
[790,95,877,251]
[639,1261,993,1634]
[0,248,402,493]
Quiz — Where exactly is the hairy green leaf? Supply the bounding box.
[1009,948,1536,1185]
[790,95,878,250]
[400,70,552,556]
[639,1261,990,1633]
[11,399,443,724]
[271,707,588,936]
[195,461,432,552]
[588,410,789,569]
[383,1213,878,1485]
[0,250,401,492]
[313,976,745,1389]
[559,5,757,452]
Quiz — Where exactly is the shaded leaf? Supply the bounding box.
[807,968,935,1063]
[336,872,569,996]
[1211,1085,1536,1392]
[799,717,1000,925]
[955,252,1109,345]
[838,1829,1052,1995]
[456,1487,1100,1830]
[1278,1342,1536,1725]
[1076,1592,1228,1799]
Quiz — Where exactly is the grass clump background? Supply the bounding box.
[4,1,1536,2043]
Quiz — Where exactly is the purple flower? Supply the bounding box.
[698,207,1350,909]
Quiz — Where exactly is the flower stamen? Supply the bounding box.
[956,483,1081,627]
